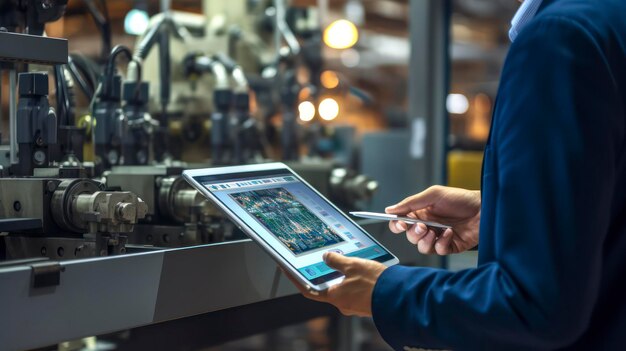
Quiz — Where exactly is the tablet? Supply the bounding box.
[183,163,399,291]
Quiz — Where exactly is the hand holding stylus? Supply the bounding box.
[386,186,481,255]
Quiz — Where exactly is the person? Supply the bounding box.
[287,0,626,349]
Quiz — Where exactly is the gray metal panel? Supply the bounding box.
[361,131,416,212]
[0,223,436,351]
[0,252,164,351]
[0,240,298,350]
[408,0,449,188]
[361,1,448,212]
[0,32,68,65]
[153,239,297,322]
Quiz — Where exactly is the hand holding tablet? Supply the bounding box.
[183,163,399,292]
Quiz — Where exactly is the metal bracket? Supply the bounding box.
[31,261,63,288]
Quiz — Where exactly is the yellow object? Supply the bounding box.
[77,115,95,162]
[323,20,359,50]
[447,150,484,190]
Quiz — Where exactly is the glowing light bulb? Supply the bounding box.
[125,9,149,36]
[318,98,339,121]
[323,19,359,50]
[321,71,339,89]
[298,86,312,101]
[298,101,316,122]
[447,94,470,114]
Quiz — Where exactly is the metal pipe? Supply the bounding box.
[275,0,300,56]
[231,66,248,93]
[158,24,171,119]
[9,69,18,165]
[195,56,230,90]
[160,0,171,13]
[128,18,163,82]
[273,0,281,63]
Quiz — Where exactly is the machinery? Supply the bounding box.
[1,177,147,259]
[105,165,232,247]
[0,1,388,349]
[0,0,378,257]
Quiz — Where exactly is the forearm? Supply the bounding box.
[372,263,589,350]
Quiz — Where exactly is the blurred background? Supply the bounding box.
[0,0,519,350]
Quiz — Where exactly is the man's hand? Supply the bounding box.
[386,185,481,255]
[285,252,387,317]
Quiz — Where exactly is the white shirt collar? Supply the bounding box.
[509,0,544,42]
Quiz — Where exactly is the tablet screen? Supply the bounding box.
[193,168,394,285]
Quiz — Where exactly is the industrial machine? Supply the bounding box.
[0,1,393,350]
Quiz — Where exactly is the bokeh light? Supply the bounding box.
[447,93,470,114]
[323,19,359,50]
[318,98,339,121]
[298,101,316,122]
[321,71,340,89]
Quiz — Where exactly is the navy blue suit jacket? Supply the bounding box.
[372,0,626,349]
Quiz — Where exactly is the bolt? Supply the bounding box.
[116,203,137,222]
[146,234,153,242]
[46,181,57,193]
[13,201,21,212]
[41,247,47,256]
[33,150,46,165]
[162,234,170,243]
[57,247,64,257]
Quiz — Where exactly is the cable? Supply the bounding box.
[90,45,142,111]
[54,65,72,126]
[69,53,99,94]
[105,45,133,78]
[83,0,112,63]
[66,56,94,99]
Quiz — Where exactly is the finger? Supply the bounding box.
[388,220,403,233]
[406,223,428,245]
[385,186,442,214]
[417,229,437,254]
[390,220,408,233]
[434,228,454,255]
[323,252,353,273]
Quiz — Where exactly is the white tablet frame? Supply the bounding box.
[183,162,399,291]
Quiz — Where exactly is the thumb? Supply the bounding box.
[323,252,351,273]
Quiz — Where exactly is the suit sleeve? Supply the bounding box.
[372,17,622,350]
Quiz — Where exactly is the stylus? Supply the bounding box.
[349,211,451,229]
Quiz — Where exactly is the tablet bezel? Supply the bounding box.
[183,162,399,291]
